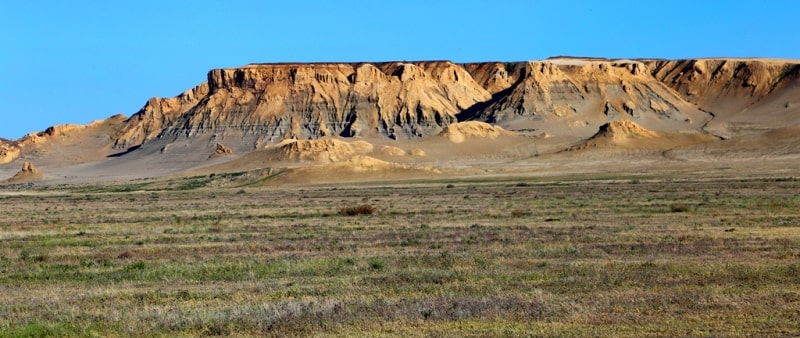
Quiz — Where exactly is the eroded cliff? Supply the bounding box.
[104,58,800,153]
[461,59,711,134]
[111,61,493,150]
[3,57,798,176]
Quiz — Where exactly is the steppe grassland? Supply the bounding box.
[0,176,798,336]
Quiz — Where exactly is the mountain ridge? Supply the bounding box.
[2,57,798,185]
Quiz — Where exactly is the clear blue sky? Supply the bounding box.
[1,0,798,139]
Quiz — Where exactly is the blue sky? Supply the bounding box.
[1,0,798,139]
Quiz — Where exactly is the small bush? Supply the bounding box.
[338,204,375,216]
[510,209,529,217]
[368,258,384,270]
[671,204,690,213]
[125,261,146,271]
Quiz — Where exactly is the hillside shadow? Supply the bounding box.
[107,145,141,158]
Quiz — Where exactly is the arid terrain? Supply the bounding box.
[1,57,799,185]
[0,176,798,336]
[0,57,799,336]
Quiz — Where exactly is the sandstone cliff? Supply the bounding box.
[113,84,209,149]
[3,58,798,180]
[461,59,710,134]
[0,139,20,164]
[647,59,800,112]
[102,58,800,155]
[112,61,492,151]
[646,59,800,136]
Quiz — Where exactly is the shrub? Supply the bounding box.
[338,204,375,216]
[670,204,690,212]
[510,209,529,217]
[368,258,384,270]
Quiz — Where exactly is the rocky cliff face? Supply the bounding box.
[647,59,800,112]
[0,139,20,164]
[6,58,799,166]
[112,61,492,150]
[646,59,800,136]
[460,60,711,133]
[113,84,209,149]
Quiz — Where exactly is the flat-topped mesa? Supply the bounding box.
[100,58,800,153]
[152,61,491,144]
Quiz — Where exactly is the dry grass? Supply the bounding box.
[337,204,375,216]
[0,176,798,336]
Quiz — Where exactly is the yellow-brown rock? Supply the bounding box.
[568,120,717,151]
[0,140,20,164]
[209,143,234,159]
[7,162,43,182]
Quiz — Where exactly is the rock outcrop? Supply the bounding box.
[7,162,43,182]
[272,138,374,163]
[0,139,20,164]
[460,60,710,134]
[113,61,492,150]
[209,143,234,159]
[646,59,800,112]
[439,121,514,143]
[569,120,717,151]
[0,115,127,166]
[113,84,209,149]
[646,59,800,136]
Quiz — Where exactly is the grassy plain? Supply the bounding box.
[0,175,799,336]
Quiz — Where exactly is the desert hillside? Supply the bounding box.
[1,57,799,185]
